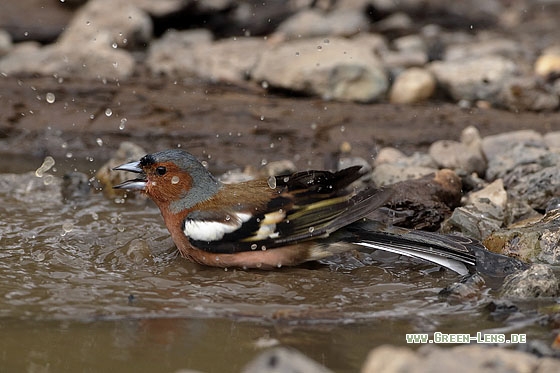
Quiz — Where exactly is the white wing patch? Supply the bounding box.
[243,210,285,241]
[183,212,251,241]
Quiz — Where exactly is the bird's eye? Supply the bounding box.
[155,166,167,176]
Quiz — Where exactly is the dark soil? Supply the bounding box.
[1,74,560,173]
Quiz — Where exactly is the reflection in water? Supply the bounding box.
[0,173,551,372]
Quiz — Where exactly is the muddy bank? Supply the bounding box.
[2,75,560,173]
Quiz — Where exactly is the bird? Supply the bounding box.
[113,149,523,276]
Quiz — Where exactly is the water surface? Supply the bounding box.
[0,168,552,372]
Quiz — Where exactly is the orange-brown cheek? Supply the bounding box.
[146,175,192,204]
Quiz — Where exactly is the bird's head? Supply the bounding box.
[113,149,221,212]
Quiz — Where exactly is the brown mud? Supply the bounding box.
[2,74,560,173]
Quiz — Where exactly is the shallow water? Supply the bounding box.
[0,168,554,372]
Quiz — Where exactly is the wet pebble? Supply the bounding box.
[361,344,560,373]
[481,130,545,163]
[484,209,560,264]
[242,347,334,373]
[534,46,560,78]
[428,55,517,105]
[274,8,369,40]
[252,37,388,102]
[500,264,560,298]
[0,29,12,57]
[389,67,436,104]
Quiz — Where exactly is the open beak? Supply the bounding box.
[113,161,147,190]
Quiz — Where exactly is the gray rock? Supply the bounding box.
[0,0,143,80]
[0,29,12,57]
[252,37,388,102]
[466,179,508,222]
[483,209,560,264]
[362,344,560,373]
[133,0,200,17]
[500,264,560,298]
[60,0,153,50]
[444,38,526,61]
[374,12,414,33]
[428,126,486,174]
[242,347,333,373]
[481,130,545,163]
[147,29,213,76]
[389,67,436,104]
[486,143,549,181]
[374,147,438,169]
[0,41,135,80]
[499,76,559,112]
[372,163,438,187]
[441,206,503,241]
[544,131,560,151]
[393,35,428,54]
[275,8,369,39]
[148,32,264,83]
[196,37,266,83]
[506,163,560,211]
[380,50,429,71]
[373,147,407,166]
[428,55,518,103]
[429,140,486,175]
[338,157,371,174]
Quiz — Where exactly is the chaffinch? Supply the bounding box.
[113,149,489,274]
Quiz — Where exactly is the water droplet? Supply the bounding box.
[96,138,103,146]
[112,42,118,49]
[225,215,231,221]
[43,175,55,185]
[35,252,46,261]
[308,227,315,233]
[261,81,269,89]
[89,114,95,120]
[261,245,267,251]
[91,212,99,220]
[267,176,277,189]
[119,118,127,130]
[86,21,91,26]
[317,45,322,51]
[323,39,330,44]
[261,158,267,166]
[171,176,180,184]
[63,222,74,233]
[105,108,112,117]
[35,156,55,177]
[46,92,55,103]
[295,51,300,56]
[283,176,290,183]
[260,115,265,121]
[251,244,257,250]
